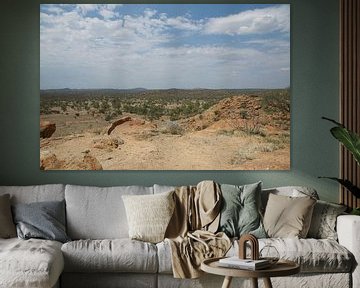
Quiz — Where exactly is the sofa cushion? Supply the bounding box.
[263,194,316,238]
[260,238,353,273]
[12,200,70,243]
[261,186,319,212]
[307,200,347,240]
[153,184,176,194]
[0,238,64,288]
[235,238,353,273]
[0,184,65,204]
[157,237,353,274]
[61,239,158,273]
[0,194,16,238]
[65,185,153,239]
[122,191,175,243]
[218,182,266,238]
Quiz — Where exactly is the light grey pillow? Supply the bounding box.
[12,200,70,243]
[307,200,347,240]
[218,182,266,239]
[0,194,16,238]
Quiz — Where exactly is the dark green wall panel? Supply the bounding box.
[0,0,340,202]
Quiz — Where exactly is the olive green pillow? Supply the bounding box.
[0,194,16,238]
[218,182,266,238]
[263,193,316,238]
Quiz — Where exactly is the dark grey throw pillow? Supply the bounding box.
[12,200,70,243]
[218,182,266,238]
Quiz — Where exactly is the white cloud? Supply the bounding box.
[144,8,157,18]
[41,5,65,15]
[75,4,122,18]
[204,5,290,35]
[76,4,99,15]
[98,5,121,19]
[165,16,202,31]
[40,4,289,89]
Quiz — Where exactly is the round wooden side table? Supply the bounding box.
[201,257,300,288]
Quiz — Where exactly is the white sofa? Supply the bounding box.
[0,184,359,288]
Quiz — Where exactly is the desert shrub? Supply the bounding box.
[240,110,249,119]
[60,102,67,112]
[241,122,266,137]
[213,110,221,121]
[262,133,290,150]
[162,121,184,135]
[261,89,290,114]
[217,130,235,136]
[40,102,51,114]
[230,148,256,165]
[259,143,277,152]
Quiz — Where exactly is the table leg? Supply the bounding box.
[221,276,233,288]
[251,278,258,288]
[263,277,273,288]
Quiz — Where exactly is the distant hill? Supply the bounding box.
[40,88,148,94]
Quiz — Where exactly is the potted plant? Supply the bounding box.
[320,117,360,215]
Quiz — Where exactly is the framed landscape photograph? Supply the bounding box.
[40,4,290,170]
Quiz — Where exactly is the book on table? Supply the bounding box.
[218,257,271,270]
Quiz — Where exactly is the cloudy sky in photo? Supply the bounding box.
[40,4,290,89]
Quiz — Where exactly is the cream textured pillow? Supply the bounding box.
[307,200,347,240]
[0,194,16,238]
[122,191,175,243]
[263,193,316,238]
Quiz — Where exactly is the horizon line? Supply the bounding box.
[40,87,289,91]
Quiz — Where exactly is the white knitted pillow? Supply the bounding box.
[122,191,175,243]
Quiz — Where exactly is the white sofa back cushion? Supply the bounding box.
[65,185,154,239]
[153,184,176,194]
[0,184,65,204]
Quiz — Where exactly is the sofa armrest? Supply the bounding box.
[337,215,360,288]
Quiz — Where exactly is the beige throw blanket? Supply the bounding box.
[165,181,231,279]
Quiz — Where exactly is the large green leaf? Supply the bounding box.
[330,127,360,165]
[318,177,360,198]
[322,117,360,165]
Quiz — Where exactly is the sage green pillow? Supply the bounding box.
[218,182,266,238]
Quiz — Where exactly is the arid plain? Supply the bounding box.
[40,89,290,170]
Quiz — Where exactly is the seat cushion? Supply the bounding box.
[0,238,64,288]
[230,238,354,273]
[62,239,158,273]
[157,238,354,274]
[65,185,153,239]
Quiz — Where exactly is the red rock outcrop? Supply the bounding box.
[107,116,132,135]
[40,120,56,138]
